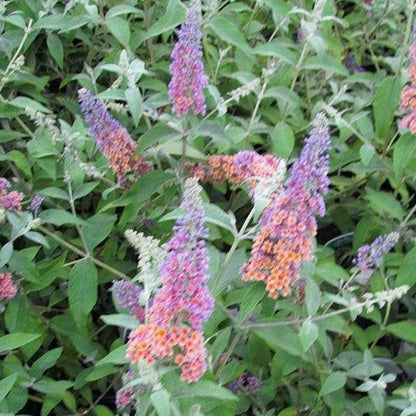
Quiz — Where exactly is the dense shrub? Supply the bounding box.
[1,1,416,415]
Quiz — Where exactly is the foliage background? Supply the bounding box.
[1,0,416,415]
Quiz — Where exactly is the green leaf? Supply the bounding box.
[209,16,252,56]
[106,5,143,19]
[0,333,41,353]
[272,123,295,159]
[73,182,99,200]
[154,141,206,160]
[40,187,70,200]
[68,260,98,329]
[139,0,185,42]
[7,150,31,178]
[93,405,115,416]
[41,394,62,416]
[369,387,385,416]
[0,241,13,268]
[204,203,235,233]
[24,231,50,248]
[386,321,416,344]
[175,380,238,401]
[315,261,350,286]
[373,76,401,138]
[397,246,416,287]
[85,364,118,381]
[0,14,26,28]
[97,345,128,365]
[303,55,349,76]
[32,379,73,394]
[299,319,318,352]
[126,87,142,127]
[254,40,297,65]
[210,327,232,364]
[0,373,18,402]
[40,209,86,226]
[101,314,139,329]
[46,33,64,69]
[136,123,181,153]
[105,16,130,46]
[159,203,235,234]
[305,277,321,316]
[254,326,307,359]
[100,171,172,211]
[9,97,51,113]
[151,389,171,416]
[238,283,265,324]
[59,16,93,33]
[319,371,347,396]
[393,133,416,181]
[30,348,63,379]
[33,15,66,30]
[359,143,375,166]
[62,391,77,413]
[9,249,40,283]
[0,130,26,143]
[82,214,117,251]
[366,192,404,221]
[49,314,95,357]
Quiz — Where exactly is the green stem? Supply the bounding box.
[370,272,392,348]
[39,225,130,280]
[67,176,91,256]
[212,207,256,294]
[0,19,33,93]
[242,306,353,329]
[179,115,189,181]
[395,0,416,79]
[281,42,309,123]
[247,78,269,136]
[215,333,241,380]
[401,201,416,227]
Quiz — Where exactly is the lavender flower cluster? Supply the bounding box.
[168,1,208,116]
[78,89,152,187]
[111,279,145,323]
[226,372,261,395]
[354,232,400,272]
[0,178,24,211]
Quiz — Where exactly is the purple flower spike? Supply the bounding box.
[78,89,152,187]
[28,194,44,215]
[168,2,208,116]
[111,280,141,310]
[354,232,400,272]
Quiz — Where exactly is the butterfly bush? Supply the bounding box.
[168,1,208,116]
[111,280,145,322]
[127,178,214,382]
[227,371,261,394]
[400,27,416,132]
[242,114,331,298]
[353,232,400,272]
[28,194,44,215]
[78,88,152,187]
[0,178,24,211]
[0,272,17,301]
[188,151,285,194]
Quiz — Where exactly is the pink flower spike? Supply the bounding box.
[0,273,18,300]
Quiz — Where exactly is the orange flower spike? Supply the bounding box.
[242,115,330,298]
